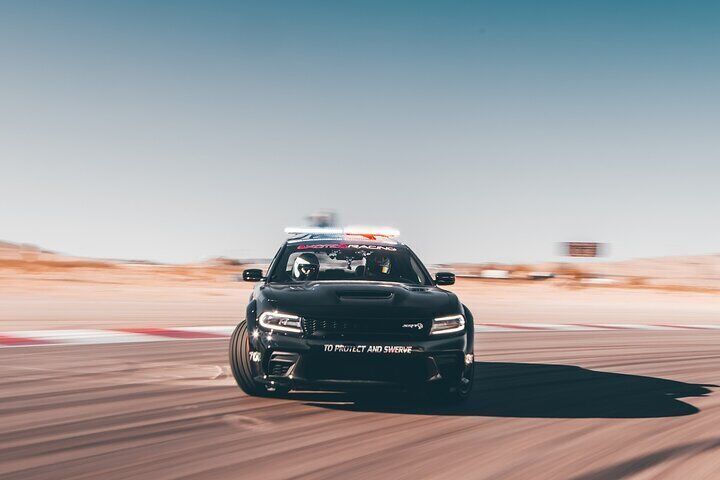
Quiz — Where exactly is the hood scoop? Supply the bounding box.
[336,290,394,300]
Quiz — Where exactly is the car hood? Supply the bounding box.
[257,281,460,320]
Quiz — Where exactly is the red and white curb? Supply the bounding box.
[1,324,720,348]
[0,326,235,348]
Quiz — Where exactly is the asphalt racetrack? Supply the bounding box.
[1,331,719,480]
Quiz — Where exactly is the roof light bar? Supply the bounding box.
[284,226,400,238]
[284,227,344,235]
[344,226,400,238]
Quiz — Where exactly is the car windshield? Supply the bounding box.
[269,242,432,285]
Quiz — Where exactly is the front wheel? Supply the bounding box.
[229,321,289,397]
[427,361,475,404]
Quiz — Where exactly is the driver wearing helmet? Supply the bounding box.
[366,253,392,278]
[292,252,320,281]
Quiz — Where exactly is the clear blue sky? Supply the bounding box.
[1,1,718,263]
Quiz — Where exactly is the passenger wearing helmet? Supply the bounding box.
[366,254,392,278]
[292,253,320,281]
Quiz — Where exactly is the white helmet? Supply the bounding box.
[292,253,320,281]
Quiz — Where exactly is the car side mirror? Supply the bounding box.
[435,272,455,286]
[242,269,264,282]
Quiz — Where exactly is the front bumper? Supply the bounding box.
[247,330,471,391]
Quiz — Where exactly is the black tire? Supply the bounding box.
[427,362,475,404]
[229,321,270,397]
[453,361,475,402]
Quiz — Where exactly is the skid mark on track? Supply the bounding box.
[110,363,236,387]
[220,414,271,431]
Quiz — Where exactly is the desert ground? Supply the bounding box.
[2,241,720,479]
[1,241,719,331]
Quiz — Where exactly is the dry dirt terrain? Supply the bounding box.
[1,242,720,331]
[5,277,720,331]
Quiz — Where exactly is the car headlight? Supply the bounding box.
[430,314,465,335]
[258,311,303,333]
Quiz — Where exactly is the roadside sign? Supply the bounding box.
[564,242,603,258]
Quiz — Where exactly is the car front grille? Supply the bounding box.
[303,354,427,383]
[302,317,429,339]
